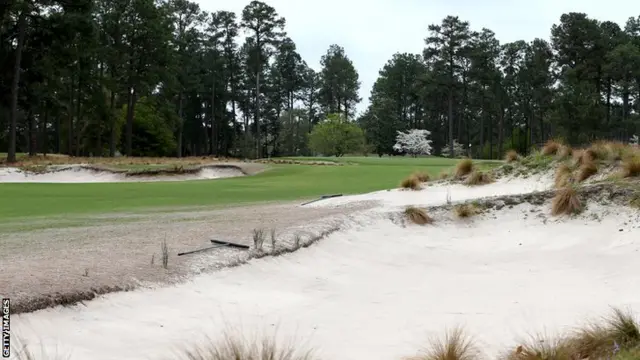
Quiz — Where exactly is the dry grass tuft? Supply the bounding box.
[502,334,575,360]
[401,175,422,190]
[454,158,474,179]
[541,139,562,156]
[551,186,582,216]
[621,155,640,178]
[568,308,640,359]
[439,170,451,180]
[407,327,482,360]
[454,203,479,218]
[413,171,431,182]
[557,144,573,159]
[576,161,598,182]
[464,171,493,186]
[505,150,519,163]
[579,148,597,165]
[554,163,573,188]
[180,332,316,360]
[404,206,434,225]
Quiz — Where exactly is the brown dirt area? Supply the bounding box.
[0,201,373,314]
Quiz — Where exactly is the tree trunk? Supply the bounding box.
[41,105,48,155]
[28,111,36,156]
[125,87,137,156]
[255,70,261,159]
[7,6,27,163]
[109,91,117,157]
[177,92,184,158]
[498,104,504,157]
[211,72,216,156]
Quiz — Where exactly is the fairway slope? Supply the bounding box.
[9,166,640,360]
[0,164,247,183]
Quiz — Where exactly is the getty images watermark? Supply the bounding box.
[2,298,9,358]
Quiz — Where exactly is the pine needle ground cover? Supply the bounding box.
[0,156,501,220]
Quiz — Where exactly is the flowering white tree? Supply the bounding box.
[441,140,465,158]
[630,134,639,146]
[393,129,433,157]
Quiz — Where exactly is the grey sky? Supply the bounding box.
[196,0,637,116]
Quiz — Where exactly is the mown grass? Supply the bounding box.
[0,156,501,220]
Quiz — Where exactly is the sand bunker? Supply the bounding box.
[9,172,640,359]
[0,165,245,183]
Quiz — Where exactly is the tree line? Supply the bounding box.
[2,1,639,161]
[0,0,360,162]
[361,13,640,158]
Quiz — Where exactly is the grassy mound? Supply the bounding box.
[404,206,434,225]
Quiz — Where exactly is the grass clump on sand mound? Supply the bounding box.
[541,139,562,156]
[180,332,316,360]
[454,203,479,218]
[454,158,474,179]
[464,170,493,186]
[505,150,519,163]
[413,171,431,182]
[554,163,573,188]
[557,144,572,159]
[622,155,640,178]
[401,175,422,190]
[404,206,434,225]
[576,161,598,182]
[406,327,482,360]
[501,335,575,360]
[551,186,582,216]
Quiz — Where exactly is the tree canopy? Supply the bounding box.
[2,3,639,161]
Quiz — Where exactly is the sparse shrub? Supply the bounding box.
[621,156,640,178]
[404,206,434,225]
[401,175,422,190]
[406,327,482,360]
[576,161,598,182]
[180,332,316,360]
[551,186,582,216]
[464,171,493,186]
[413,171,431,182]
[542,139,562,156]
[455,158,474,179]
[454,204,478,218]
[557,145,572,159]
[505,150,519,163]
[270,228,278,251]
[253,228,265,251]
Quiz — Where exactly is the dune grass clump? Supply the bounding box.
[576,161,598,182]
[180,332,316,360]
[413,171,431,182]
[551,186,582,216]
[401,175,422,190]
[568,308,640,360]
[579,148,597,165]
[541,139,562,156]
[505,150,519,163]
[439,170,451,180]
[404,206,434,225]
[557,144,572,159]
[406,327,482,360]
[621,155,640,178]
[454,158,474,179]
[464,170,493,186]
[501,334,575,360]
[554,163,573,188]
[454,203,479,218]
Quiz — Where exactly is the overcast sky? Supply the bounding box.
[196,0,637,116]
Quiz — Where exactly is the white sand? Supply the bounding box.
[10,174,640,360]
[0,166,244,183]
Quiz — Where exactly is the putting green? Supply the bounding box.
[0,156,502,220]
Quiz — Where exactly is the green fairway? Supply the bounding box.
[0,156,502,220]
